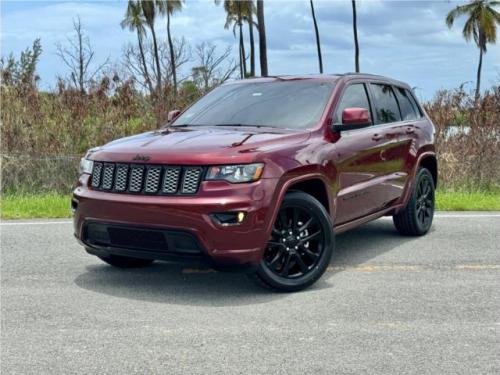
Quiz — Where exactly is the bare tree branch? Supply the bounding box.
[55,17,109,94]
[192,42,237,92]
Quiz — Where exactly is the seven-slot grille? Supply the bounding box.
[91,162,203,195]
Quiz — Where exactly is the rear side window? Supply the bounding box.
[406,89,423,117]
[394,87,418,121]
[334,83,371,124]
[370,84,402,124]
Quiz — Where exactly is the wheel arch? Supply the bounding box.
[287,178,331,214]
[395,151,438,214]
[264,173,333,238]
[419,154,438,188]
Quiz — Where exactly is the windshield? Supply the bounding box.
[172,81,335,129]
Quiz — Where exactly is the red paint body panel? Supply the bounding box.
[73,74,437,267]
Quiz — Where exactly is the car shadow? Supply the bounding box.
[74,218,425,306]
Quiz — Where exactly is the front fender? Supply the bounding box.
[262,168,335,240]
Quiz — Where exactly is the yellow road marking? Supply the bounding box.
[181,264,500,274]
[327,264,500,272]
[182,268,216,274]
[455,264,500,270]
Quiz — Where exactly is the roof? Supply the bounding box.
[224,73,410,88]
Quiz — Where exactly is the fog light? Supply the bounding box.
[210,211,246,225]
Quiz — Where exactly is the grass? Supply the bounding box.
[435,190,500,211]
[1,190,499,220]
[0,193,72,219]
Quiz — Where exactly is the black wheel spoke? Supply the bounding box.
[418,209,424,223]
[305,249,319,260]
[295,254,308,273]
[299,218,313,232]
[269,250,283,267]
[424,207,432,218]
[281,255,291,277]
[268,241,285,248]
[423,183,430,197]
[292,208,299,229]
[301,231,321,243]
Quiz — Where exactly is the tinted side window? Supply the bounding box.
[406,89,423,117]
[370,84,402,124]
[394,87,417,121]
[334,84,371,124]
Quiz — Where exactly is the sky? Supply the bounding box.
[1,0,499,100]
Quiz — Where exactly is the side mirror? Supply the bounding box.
[167,109,181,123]
[332,107,371,132]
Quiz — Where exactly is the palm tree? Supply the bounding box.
[156,0,183,97]
[141,0,162,95]
[247,0,256,77]
[236,1,247,78]
[121,0,154,95]
[310,0,323,74]
[219,0,248,79]
[446,0,500,98]
[352,0,360,73]
[256,0,268,76]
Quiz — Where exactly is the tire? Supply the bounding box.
[250,191,334,292]
[393,167,435,236]
[98,254,154,268]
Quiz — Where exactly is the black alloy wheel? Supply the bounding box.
[393,167,435,236]
[415,172,434,228]
[251,191,334,292]
[265,206,324,278]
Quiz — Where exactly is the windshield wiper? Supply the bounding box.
[211,123,278,128]
[171,123,280,129]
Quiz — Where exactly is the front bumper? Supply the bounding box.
[73,175,278,267]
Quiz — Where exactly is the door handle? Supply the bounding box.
[406,127,415,135]
[372,134,383,141]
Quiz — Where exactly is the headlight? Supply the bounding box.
[206,163,264,183]
[79,158,94,175]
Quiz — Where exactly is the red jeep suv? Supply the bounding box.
[73,73,437,292]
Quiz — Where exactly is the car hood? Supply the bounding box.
[88,126,310,165]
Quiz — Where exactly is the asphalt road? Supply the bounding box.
[1,213,499,375]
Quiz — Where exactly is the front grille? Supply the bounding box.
[181,168,202,194]
[91,162,204,195]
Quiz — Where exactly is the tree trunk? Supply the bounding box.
[77,22,84,94]
[137,32,154,96]
[257,0,268,77]
[352,0,360,73]
[167,11,177,98]
[238,40,244,79]
[150,24,162,96]
[476,45,483,101]
[248,0,255,77]
[238,4,246,78]
[310,0,323,74]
